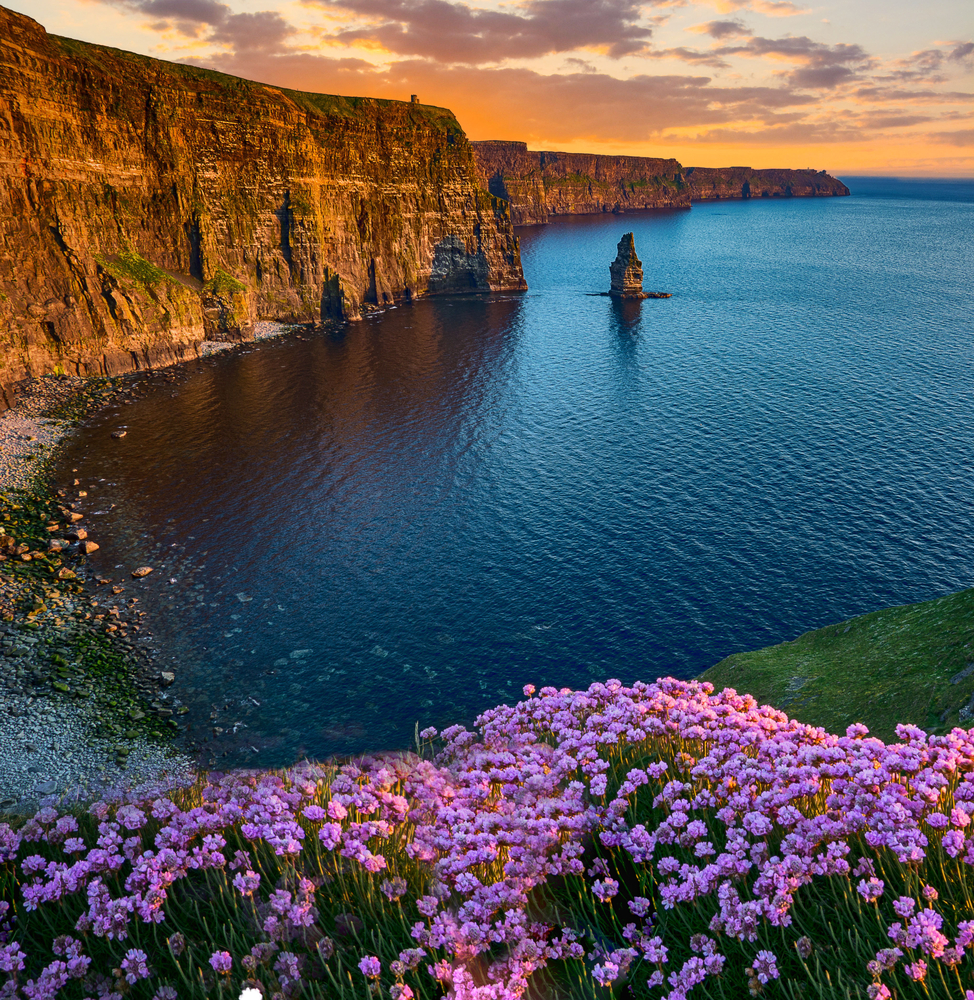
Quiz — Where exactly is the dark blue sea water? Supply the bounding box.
[59,177,974,765]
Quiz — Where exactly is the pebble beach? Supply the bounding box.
[0,376,195,812]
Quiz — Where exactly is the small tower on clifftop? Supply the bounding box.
[609,233,644,297]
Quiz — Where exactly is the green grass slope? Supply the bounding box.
[699,587,974,742]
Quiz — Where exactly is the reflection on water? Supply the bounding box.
[58,181,974,767]
[608,298,645,338]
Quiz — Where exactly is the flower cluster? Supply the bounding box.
[4,678,974,999]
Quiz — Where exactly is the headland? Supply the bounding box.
[470,139,850,226]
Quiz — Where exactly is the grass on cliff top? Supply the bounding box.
[699,587,974,743]
[52,33,459,131]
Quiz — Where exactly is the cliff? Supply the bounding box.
[685,165,850,201]
[471,141,849,225]
[470,141,689,225]
[0,6,525,399]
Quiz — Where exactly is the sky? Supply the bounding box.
[8,0,973,175]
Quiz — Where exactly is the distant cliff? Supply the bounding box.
[471,141,849,225]
[470,141,689,225]
[0,7,525,398]
[685,166,850,201]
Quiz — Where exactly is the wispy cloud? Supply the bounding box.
[101,0,295,51]
[308,0,656,63]
[714,35,875,88]
[688,19,750,40]
[705,0,808,17]
[923,128,974,146]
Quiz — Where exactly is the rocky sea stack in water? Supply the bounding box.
[610,234,644,298]
[607,233,669,300]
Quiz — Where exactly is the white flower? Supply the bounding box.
[239,989,263,1000]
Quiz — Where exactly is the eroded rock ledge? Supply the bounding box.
[0,6,526,401]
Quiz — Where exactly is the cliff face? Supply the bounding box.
[471,141,849,225]
[0,6,525,398]
[471,141,689,225]
[685,166,850,201]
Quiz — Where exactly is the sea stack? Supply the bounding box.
[609,234,645,298]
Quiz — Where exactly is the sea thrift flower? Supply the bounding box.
[209,951,233,974]
[359,956,381,978]
[275,951,301,985]
[0,942,26,972]
[120,949,150,984]
[905,960,928,981]
[857,878,885,903]
[752,950,779,984]
[233,870,261,897]
[318,823,342,850]
[381,877,407,901]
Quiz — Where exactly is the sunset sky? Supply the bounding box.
[8,0,973,175]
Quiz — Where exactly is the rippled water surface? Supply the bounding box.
[59,177,974,765]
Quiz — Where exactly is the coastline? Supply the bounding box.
[0,376,197,812]
[0,319,317,812]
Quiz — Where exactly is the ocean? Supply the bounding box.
[58,176,974,765]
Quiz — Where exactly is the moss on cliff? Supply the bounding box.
[204,269,246,297]
[95,251,178,290]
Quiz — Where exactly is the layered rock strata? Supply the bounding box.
[470,141,689,226]
[471,141,849,226]
[609,234,644,298]
[0,6,525,400]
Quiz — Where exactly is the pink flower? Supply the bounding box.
[752,950,779,984]
[0,942,26,972]
[904,959,927,981]
[857,878,885,903]
[318,823,342,850]
[358,955,381,978]
[120,949,150,984]
[209,950,232,974]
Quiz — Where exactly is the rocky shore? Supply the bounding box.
[0,375,195,812]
